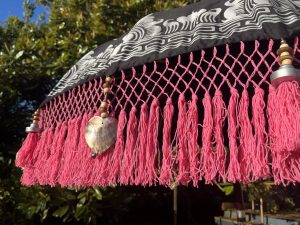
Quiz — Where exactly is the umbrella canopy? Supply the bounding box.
[16,0,300,187]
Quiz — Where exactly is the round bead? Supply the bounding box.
[103,87,111,93]
[99,107,107,113]
[100,112,108,118]
[100,101,108,108]
[91,152,97,159]
[105,76,113,83]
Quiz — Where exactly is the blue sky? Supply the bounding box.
[0,0,45,23]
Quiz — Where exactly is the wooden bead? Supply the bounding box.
[99,107,107,113]
[102,83,108,88]
[100,101,108,108]
[103,87,111,93]
[100,112,108,118]
[105,76,113,83]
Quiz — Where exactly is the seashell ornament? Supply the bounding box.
[85,116,117,157]
[84,76,117,158]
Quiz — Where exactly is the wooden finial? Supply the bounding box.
[277,40,293,66]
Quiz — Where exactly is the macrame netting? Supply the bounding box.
[18,38,300,187]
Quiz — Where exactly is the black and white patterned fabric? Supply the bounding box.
[44,0,300,104]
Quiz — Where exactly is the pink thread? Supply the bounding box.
[159,98,174,186]
[145,98,160,186]
[135,103,149,185]
[34,128,54,185]
[21,168,37,186]
[108,110,127,184]
[274,82,300,153]
[49,122,68,186]
[227,88,240,182]
[16,132,39,168]
[270,82,300,184]
[58,118,82,186]
[42,123,62,184]
[78,112,96,186]
[252,87,269,180]
[176,94,190,185]
[187,93,199,187]
[212,89,227,182]
[120,107,138,185]
[238,89,255,182]
[200,92,215,183]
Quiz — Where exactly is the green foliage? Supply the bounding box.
[242,182,298,213]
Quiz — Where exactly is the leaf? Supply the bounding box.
[223,186,234,196]
[93,187,102,200]
[15,51,24,59]
[52,205,69,218]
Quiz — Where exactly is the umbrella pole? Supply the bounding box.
[173,185,178,225]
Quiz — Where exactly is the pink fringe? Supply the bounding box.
[21,168,37,186]
[238,89,255,182]
[41,123,62,184]
[176,94,190,185]
[48,122,68,186]
[120,107,138,185]
[274,82,300,153]
[78,112,95,186]
[16,132,39,168]
[108,110,127,185]
[135,103,149,185]
[270,82,300,184]
[34,128,54,185]
[212,89,227,182]
[58,117,82,187]
[145,98,160,186]
[187,93,199,186]
[227,88,240,182]
[159,98,174,186]
[252,87,269,180]
[30,128,50,167]
[200,92,215,183]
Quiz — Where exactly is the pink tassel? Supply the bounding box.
[68,116,88,186]
[252,87,269,180]
[108,110,127,185]
[227,88,241,182]
[238,89,255,182]
[135,103,149,185]
[269,82,300,184]
[78,112,95,186]
[16,132,39,168]
[21,168,37,186]
[58,117,82,187]
[274,82,300,153]
[48,122,68,186]
[200,92,215,183]
[159,98,174,186]
[176,94,190,185]
[34,128,54,185]
[90,150,110,186]
[212,89,227,182]
[39,123,62,185]
[29,128,50,168]
[120,107,138,185]
[187,93,199,186]
[145,98,160,186]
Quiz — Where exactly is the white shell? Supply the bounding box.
[85,116,117,154]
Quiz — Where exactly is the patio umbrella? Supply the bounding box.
[16,0,300,187]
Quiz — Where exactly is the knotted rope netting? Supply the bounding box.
[16,37,300,187]
[16,0,300,187]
